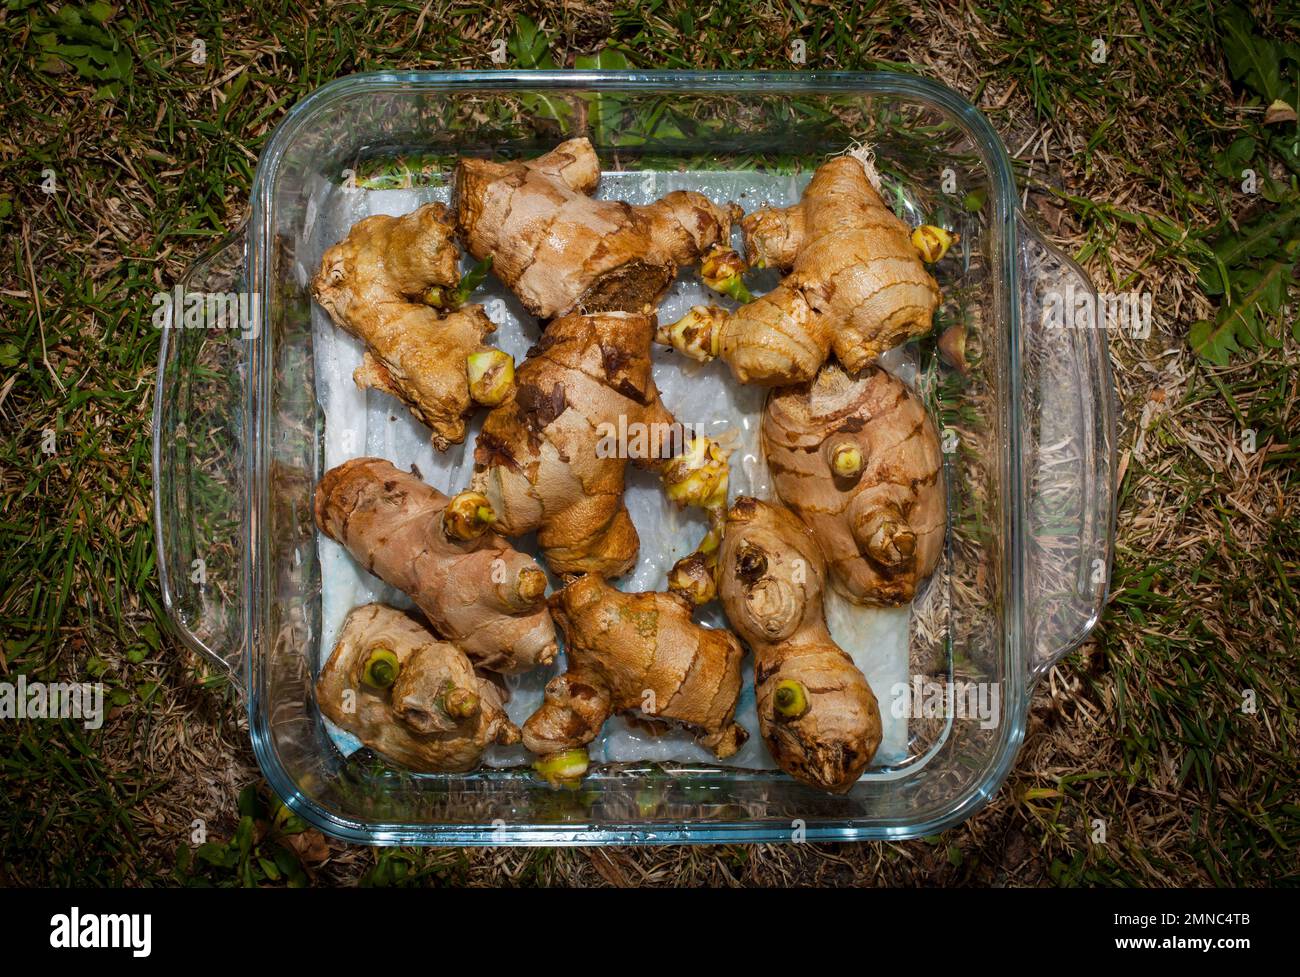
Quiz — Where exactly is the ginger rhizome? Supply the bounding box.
[763,364,944,605]
[316,604,519,772]
[455,138,735,319]
[312,202,513,450]
[472,310,665,577]
[470,310,730,578]
[523,574,748,760]
[659,155,941,385]
[315,457,557,673]
[718,497,882,793]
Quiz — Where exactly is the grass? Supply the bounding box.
[0,0,1296,886]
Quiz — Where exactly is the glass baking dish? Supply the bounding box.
[152,71,1115,845]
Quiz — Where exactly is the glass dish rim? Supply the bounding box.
[243,69,1028,845]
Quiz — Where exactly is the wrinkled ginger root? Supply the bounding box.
[312,202,513,450]
[660,155,940,385]
[718,498,882,793]
[472,310,725,578]
[763,364,943,605]
[523,574,748,761]
[315,457,557,673]
[455,138,735,319]
[317,604,519,772]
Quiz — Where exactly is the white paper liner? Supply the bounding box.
[302,170,915,771]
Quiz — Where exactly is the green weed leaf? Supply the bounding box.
[574,48,632,71]
[508,15,554,69]
[1221,6,1284,103]
[1191,259,1295,364]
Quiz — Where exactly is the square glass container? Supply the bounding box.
[153,71,1116,845]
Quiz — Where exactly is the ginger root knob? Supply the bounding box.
[911,224,958,264]
[668,527,722,606]
[467,348,515,406]
[533,747,590,788]
[514,566,548,607]
[700,245,753,303]
[362,647,400,689]
[662,436,730,510]
[658,306,725,363]
[938,323,969,376]
[828,440,864,479]
[773,679,810,720]
[440,682,480,721]
[444,490,496,541]
[667,517,724,606]
[859,510,917,567]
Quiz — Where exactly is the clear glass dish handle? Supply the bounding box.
[152,224,250,692]
[1016,214,1117,683]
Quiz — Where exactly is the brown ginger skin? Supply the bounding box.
[312,202,503,450]
[470,310,684,578]
[661,156,940,385]
[763,364,944,605]
[315,457,557,673]
[455,137,734,319]
[718,498,882,793]
[316,604,519,772]
[523,574,748,760]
